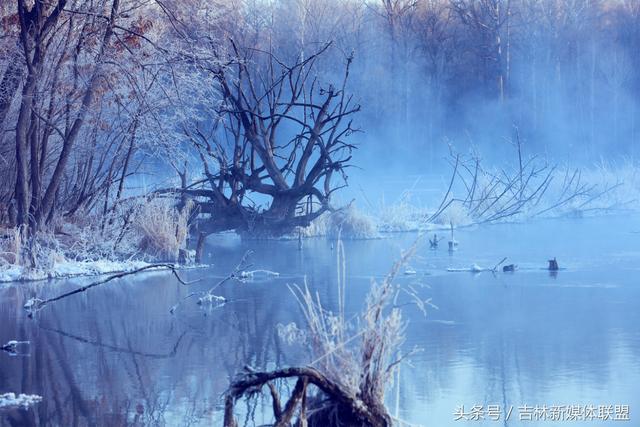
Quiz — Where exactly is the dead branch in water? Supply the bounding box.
[223,366,391,427]
[433,139,622,225]
[24,264,198,316]
[425,152,459,223]
[490,257,508,272]
[169,250,253,313]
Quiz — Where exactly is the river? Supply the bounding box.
[1,216,639,426]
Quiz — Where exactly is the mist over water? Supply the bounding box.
[243,2,640,211]
[287,0,640,200]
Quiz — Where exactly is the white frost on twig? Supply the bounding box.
[196,294,226,306]
[277,322,307,345]
[239,269,280,280]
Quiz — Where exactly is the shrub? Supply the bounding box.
[378,192,428,232]
[224,241,422,426]
[327,204,379,239]
[293,204,380,239]
[435,200,471,227]
[0,226,24,266]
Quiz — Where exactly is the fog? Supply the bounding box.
[330,1,638,181]
[204,0,640,208]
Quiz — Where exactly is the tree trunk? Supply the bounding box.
[0,43,23,127]
[36,0,121,227]
[14,74,37,229]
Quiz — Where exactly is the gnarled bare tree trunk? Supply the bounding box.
[173,42,359,238]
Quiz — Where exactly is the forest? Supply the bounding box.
[0,1,639,426]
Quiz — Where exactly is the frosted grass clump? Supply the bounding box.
[293,204,380,239]
[286,240,420,405]
[277,322,307,345]
[294,212,330,238]
[136,198,191,261]
[327,204,379,239]
[378,192,429,232]
[0,227,25,266]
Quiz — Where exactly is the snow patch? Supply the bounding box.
[239,269,280,280]
[197,294,226,306]
[0,266,22,283]
[0,259,151,283]
[0,393,42,409]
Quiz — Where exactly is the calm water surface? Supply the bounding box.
[1,216,639,426]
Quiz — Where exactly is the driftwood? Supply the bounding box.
[1,340,30,355]
[223,367,391,427]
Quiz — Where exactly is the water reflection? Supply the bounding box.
[1,217,639,426]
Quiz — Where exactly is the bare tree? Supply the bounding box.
[171,41,360,237]
[451,0,513,101]
[13,0,121,233]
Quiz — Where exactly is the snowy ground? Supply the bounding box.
[0,259,151,283]
[0,393,42,409]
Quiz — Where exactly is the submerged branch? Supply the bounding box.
[24,264,198,316]
[169,250,253,313]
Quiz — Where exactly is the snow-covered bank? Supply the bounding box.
[0,193,200,284]
[0,393,42,409]
[0,259,209,284]
[0,259,152,283]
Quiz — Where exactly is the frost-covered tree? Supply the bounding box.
[1,1,171,236]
